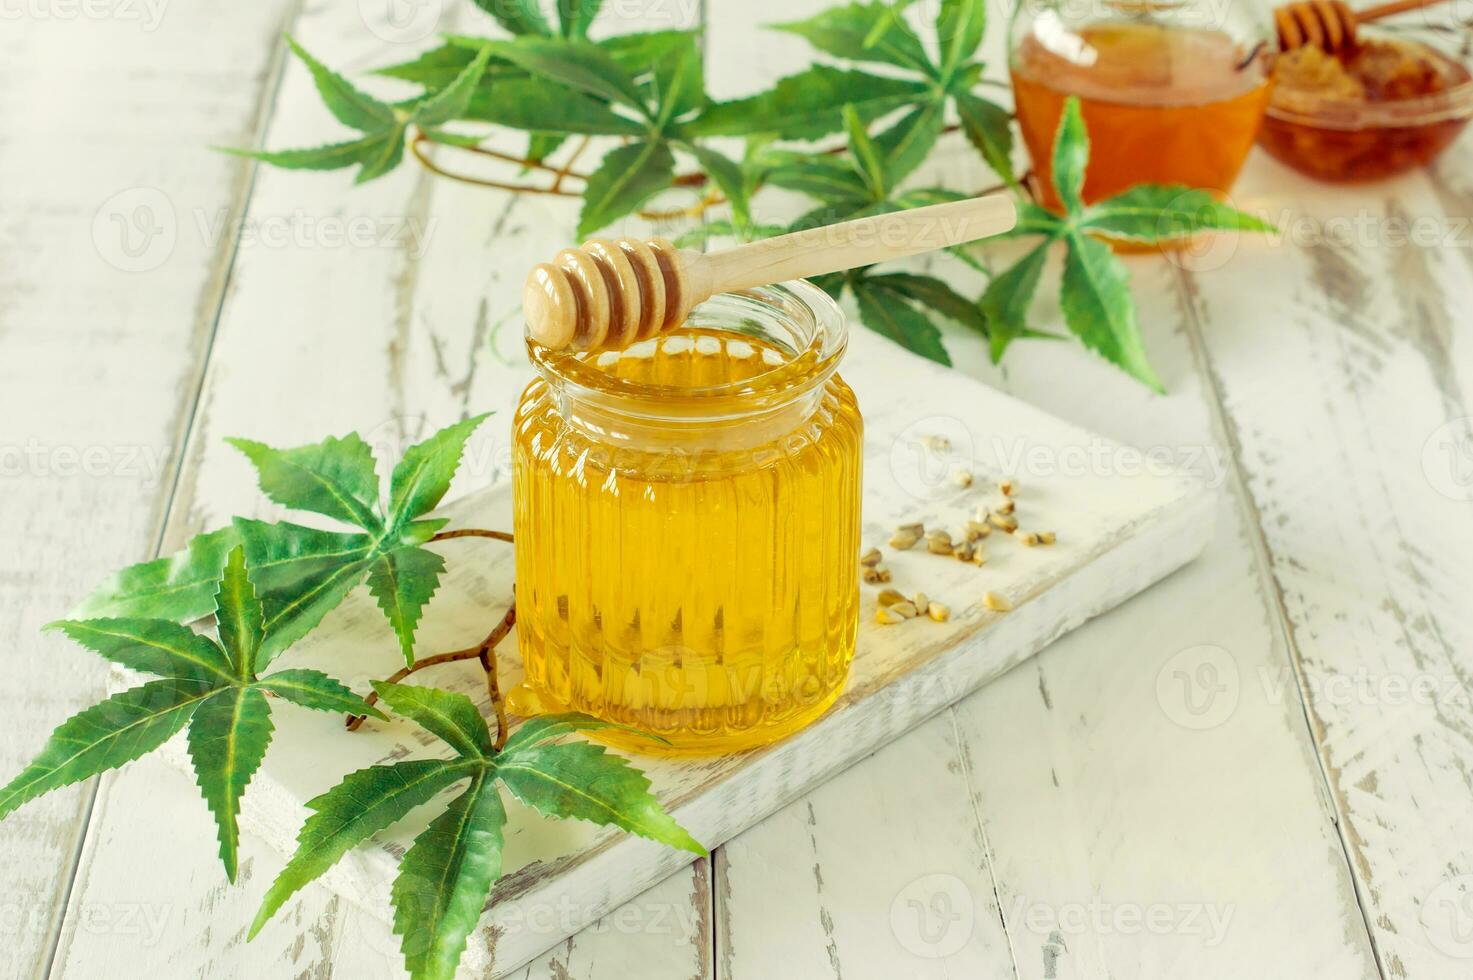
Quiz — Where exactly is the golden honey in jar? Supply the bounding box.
[1009,5,1275,209]
[510,282,862,754]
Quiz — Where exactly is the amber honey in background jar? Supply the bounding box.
[1009,0,1275,208]
[510,283,862,754]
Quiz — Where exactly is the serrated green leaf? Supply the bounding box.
[688,67,927,140]
[227,433,383,533]
[470,0,552,36]
[392,774,506,980]
[366,547,446,666]
[0,678,214,820]
[524,132,566,162]
[214,546,264,678]
[250,759,475,937]
[559,0,602,37]
[411,45,495,127]
[233,519,375,666]
[1060,231,1162,391]
[286,37,396,133]
[981,240,1052,362]
[867,272,986,334]
[774,3,932,74]
[843,105,887,198]
[372,682,494,759]
[376,43,492,89]
[256,668,383,718]
[874,98,944,187]
[486,38,647,116]
[1052,96,1089,214]
[496,739,705,855]
[220,133,405,184]
[187,685,274,882]
[937,0,986,77]
[651,35,704,128]
[72,526,239,623]
[598,29,696,77]
[955,92,1015,186]
[466,78,645,134]
[686,144,749,225]
[577,140,676,238]
[500,712,656,753]
[44,618,234,687]
[853,279,951,365]
[752,149,870,206]
[1080,184,1277,242]
[388,413,492,528]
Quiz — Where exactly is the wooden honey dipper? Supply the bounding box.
[523,193,1018,352]
[1274,0,1452,51]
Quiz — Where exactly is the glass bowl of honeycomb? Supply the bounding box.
[1258,26,1473,181]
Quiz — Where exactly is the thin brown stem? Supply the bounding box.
[409,134,583,196]
[430,528,514,544]
[346,602,519,732]
[550,135,592,193]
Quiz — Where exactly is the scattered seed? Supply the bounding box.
[964,520,990,542]
[876,606,907,625]
[973,504,991,523]
[912,591,929,611]
[952,469,973,488]
[1038,530,1057,545]
[994,498,1016,516]
[927,602,951,622]
[989,512,1018,533]
[896,521,925,537]
[888,530,920,550]
[984,591,1012,612]
[921,435,951,452]
[877,588,907,607]
[1018,530,1041,547]
[892,601,919,619]
[971,547,987,566]
[859,547,883,567]
[926,529,954,554]
[862,564,893,584]
[999,478,1017,496]
[952,540,976,562]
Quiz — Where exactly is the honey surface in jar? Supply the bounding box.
[1011,21,1273,208]
[511,326,862,754]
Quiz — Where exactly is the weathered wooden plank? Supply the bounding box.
[703,2,1382,976]
[49,1,717,976]
[1179,152,1473,978]
[0,2,294,976]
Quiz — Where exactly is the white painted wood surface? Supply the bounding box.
[3,0,1469,977]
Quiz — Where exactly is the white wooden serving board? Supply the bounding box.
[127,326,1213,977]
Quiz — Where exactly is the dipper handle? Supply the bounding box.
[523,192,1018,352]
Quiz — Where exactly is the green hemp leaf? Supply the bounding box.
[0,547,381,881]
[222,38,492,184]
[690,0,1014,185]
[250,684,705,980]
[980,96,1276,389]
[73,415,493,667]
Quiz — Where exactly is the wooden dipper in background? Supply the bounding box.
[1273,0,1452,51]
[523,193,1019,352]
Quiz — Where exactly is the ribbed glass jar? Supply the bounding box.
[510,281,862,754]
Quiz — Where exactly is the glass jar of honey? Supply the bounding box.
[510,282,862,754]
[1009,0,1276,208]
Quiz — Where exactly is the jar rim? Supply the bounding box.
[525,279,848,422]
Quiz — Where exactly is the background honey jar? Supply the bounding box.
[1009,1,1277,207]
